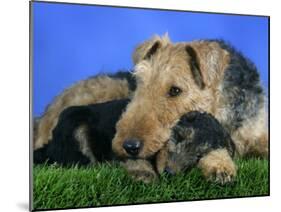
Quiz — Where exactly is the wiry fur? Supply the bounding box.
[197,149,237,184]
[112,35,268,164]
[34,35,268,184]
[165,111,236,184]
[34,98,158,183]
[33,98,158,183]
[34,71,136,149]
[34,98,237,184]
[34,99,130,165]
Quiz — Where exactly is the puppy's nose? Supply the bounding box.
[123,139,142,156]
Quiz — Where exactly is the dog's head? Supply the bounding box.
[112,34,230,159]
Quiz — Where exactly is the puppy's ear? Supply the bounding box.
[182,111,198,122]
[186,41,230,88]
[132,34,171,64]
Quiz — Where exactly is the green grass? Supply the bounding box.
[33,159,269,210]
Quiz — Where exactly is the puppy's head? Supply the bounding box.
[165,111,235,175]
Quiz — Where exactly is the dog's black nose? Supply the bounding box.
[123,139,142,156]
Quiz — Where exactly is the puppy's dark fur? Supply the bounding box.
[166,111,235,174]
[34,99,130,165]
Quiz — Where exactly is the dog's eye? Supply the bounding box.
[168,86,182,97]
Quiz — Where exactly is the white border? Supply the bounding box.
[37,0,271,16]
[1,0,280,212]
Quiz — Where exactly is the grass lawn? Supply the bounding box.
[33,158,269,210]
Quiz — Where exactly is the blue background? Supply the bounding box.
[33,2,269,116]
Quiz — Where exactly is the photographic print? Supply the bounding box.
[31,1,269,211]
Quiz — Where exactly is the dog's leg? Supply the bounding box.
[74,125,97,164]
[155,141,175,174]
[197,148,237,184]
[121,159,158,183]
[231,108,268,158]
[35,112,58,149]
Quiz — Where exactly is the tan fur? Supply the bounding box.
[74,125,96,164]
[132,33,171,65]
[34,76,131,149]
[112,34,268,161]
[121,159,158,183]
[155,142,172,173]
[181,41,231,88]
[230,107,268,157]
[197,149,237,184]
[33,117,40,147]
[112,35,232,158]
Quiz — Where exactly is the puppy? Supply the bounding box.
[164,111,236,184]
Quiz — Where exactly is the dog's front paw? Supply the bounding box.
[206,163,236,184]
[128,169,158,183]
[121,159,158,183]
[198,149,237,185]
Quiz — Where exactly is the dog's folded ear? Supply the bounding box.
[132,34,171,64]
[185,46,205,89]
[186,41,230,88]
